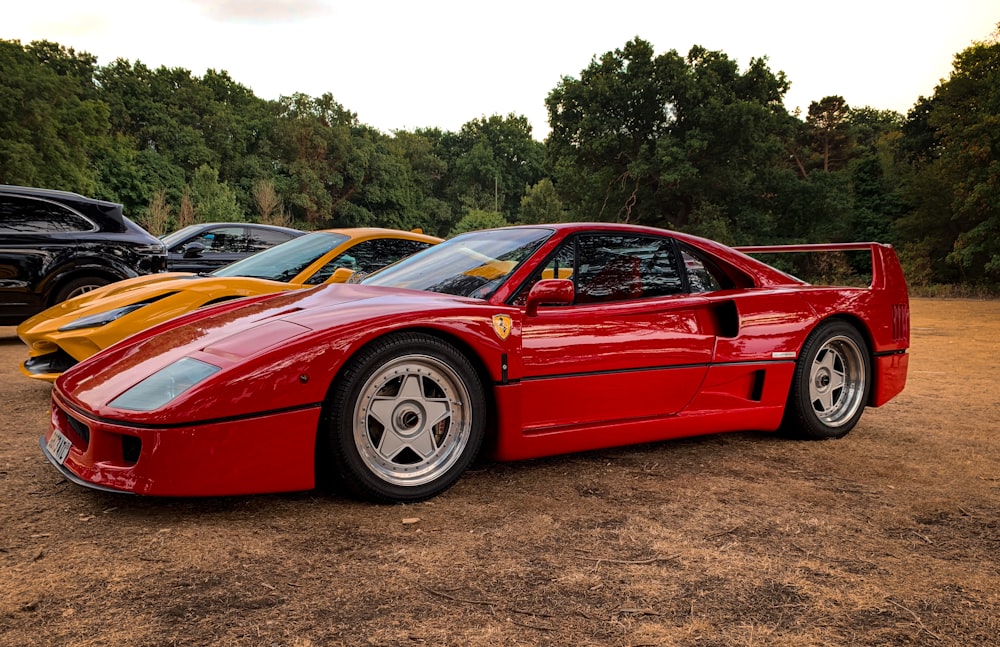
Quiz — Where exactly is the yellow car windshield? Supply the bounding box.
[211,232,349,282]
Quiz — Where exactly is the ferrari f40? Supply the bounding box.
[40,224,909,502]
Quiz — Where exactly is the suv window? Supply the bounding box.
[248,228,297,252]
[0,196,95,234]
[179,226,247,254]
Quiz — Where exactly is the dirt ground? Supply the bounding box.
[0,298,997,647]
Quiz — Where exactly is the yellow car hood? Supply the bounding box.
[18,273,303,380]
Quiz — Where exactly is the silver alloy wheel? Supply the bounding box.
[808,334,866,427]
[353,353,473,487]
[66,284,99,299]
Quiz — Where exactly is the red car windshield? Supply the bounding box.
[361,227,553,299]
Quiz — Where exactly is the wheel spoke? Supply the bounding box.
[377,426,408,459]
[368,397,396,429]
[423,398,451,429]
[397,373,423,399]
[407,427,437,458]
[828,366,846,392]
[810,349,846,414]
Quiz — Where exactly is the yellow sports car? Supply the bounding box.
[17,227,441,381]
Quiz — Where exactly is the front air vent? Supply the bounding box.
[65,413,91,449]
[121,435,141,465]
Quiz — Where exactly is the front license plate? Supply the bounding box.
[46,430,73,465]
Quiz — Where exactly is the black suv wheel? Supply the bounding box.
[0,185,167,325]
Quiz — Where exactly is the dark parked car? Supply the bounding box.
[162,222,304,273]
[0,185,167,325]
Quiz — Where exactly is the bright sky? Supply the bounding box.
[5,0,998,139]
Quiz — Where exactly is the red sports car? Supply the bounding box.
[42,223,910,502]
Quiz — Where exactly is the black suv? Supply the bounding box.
[0,185,167,325]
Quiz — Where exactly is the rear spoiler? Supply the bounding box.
[734,242,884,253]
[733,242,902,292]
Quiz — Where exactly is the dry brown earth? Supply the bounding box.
[0,298,997,646]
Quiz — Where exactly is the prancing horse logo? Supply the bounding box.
[491,314,512,340]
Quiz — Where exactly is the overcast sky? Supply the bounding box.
[5,0,998,139]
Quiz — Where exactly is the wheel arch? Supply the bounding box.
[313,324,499,481]
[44,263,131,306]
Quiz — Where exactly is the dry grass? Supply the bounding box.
[1,298,997,646]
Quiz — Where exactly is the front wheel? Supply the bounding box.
[782,321,871,440]
[54,276,111,304]
[322,333,486,503]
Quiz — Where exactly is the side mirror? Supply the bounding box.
[182,242,206,258]
[328,267,356,284]
[525,279,574,316]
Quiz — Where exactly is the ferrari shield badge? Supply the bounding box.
[491,314,512,340]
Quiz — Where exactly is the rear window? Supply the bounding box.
[0,196,96,234]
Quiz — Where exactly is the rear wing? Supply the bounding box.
[733,242,904,293]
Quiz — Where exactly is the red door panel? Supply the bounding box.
[519,297,715,431]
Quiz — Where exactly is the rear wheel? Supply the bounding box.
[782,321,871,440]
[322,333,485,502]
[53,276,110,304]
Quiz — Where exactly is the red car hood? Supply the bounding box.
[57,284,475,413]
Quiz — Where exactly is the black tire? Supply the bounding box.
[781,320,871,440]
[321,332,486,503]
[53,276,111,304]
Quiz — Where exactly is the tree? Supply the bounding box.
[386,129,453,236]
[895,29,1000,284]
[448,210,509,237]
[272,92,361,226]
[0,40,110,192]
[803,96,854,173]
[190,164,242,222]
[93,60,278,217]
[252,178,290,226]
[545,39,791,242]
[935,35,1000,280]
[178,186,196,228]
[519,178,566,224]
[142,189,172,235]
[450,114,545,218]
[271,94,429,230]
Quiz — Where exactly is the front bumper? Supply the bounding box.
[21,350,78,382]
[43,389,323,496]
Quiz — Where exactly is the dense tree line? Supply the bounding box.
[1,32,998,288]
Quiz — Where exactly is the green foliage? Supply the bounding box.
[894,30,1000,284]
[803,96,854,172]
[271,93,425,230]
[448,210,509,237]
[519,178,566,224]
[420,115,545,235]
[0,39,109,193]
[3,34,999,288]
[545,39,791,242]
[191,165,242,222]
